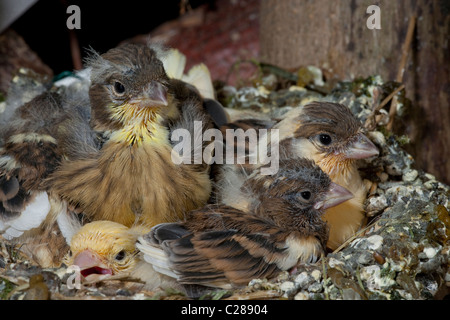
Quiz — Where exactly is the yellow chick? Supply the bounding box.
[63,220,171,289]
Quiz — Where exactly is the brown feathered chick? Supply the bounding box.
[137,158,353,291]
[0,44,219,267]
[218,101,378,250]
[49,44,215,229]
[273,102,379,250]
[0,89,78,266]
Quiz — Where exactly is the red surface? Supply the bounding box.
[148,0,260,84]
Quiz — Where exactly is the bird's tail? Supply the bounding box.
[136,234,179,280]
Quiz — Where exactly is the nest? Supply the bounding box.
[0,65,449,300]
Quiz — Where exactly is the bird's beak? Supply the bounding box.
[73,249,113,282]
[314,182,354,210]
[344,133,379,159]
[129,81,168,108]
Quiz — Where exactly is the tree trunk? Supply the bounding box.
[260,0,450,185]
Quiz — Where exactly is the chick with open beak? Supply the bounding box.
[64,221,141,283]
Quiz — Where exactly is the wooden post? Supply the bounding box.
[260,0,450,184]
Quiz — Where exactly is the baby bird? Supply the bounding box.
[0,44,219,266]
[219,101,379,250]
[136,158,353,291]
[64,220,180,291]
[0,90,75,243]
[273,102,379,250]
[48,44,216,229]
[66,158,352,292]
[63,221,146,283]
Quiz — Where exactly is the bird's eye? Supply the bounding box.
[300,191,312,200]
[68,250,72,257]
[319,134,332,146]
[115,250,126,261]
[113,81,126,95]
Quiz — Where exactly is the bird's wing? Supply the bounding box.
[0,83,90,242]
[0,91,63,186]
[136,237,179,280]
[138,207,313,289]
[168,229,284,288]
[137,222,189,280]
[0,91,64,238]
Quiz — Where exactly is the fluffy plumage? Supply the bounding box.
[0,88,83,266]
[64,221,142,282]
[0,44,223,267]
[218,101,379,250]
[64,220,177,290]
[48,44,214,228]
[66,158,352,293]
[136,158,353,292]
[274,102,379,250]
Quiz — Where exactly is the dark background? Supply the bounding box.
[10,0,211,74]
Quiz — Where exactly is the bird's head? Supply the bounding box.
[244,158,353,234]
[87,44,177,145]
[281,102,379,178]
[64,221,141,283]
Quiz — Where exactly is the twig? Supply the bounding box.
[225,290,282,300]
[321,254,330,300]
[386,15,416,131]
[69,29,83,70]
[364,84,405,130]
[331,217,389,254]
[395,17,417,83]
[378,84,406,110]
